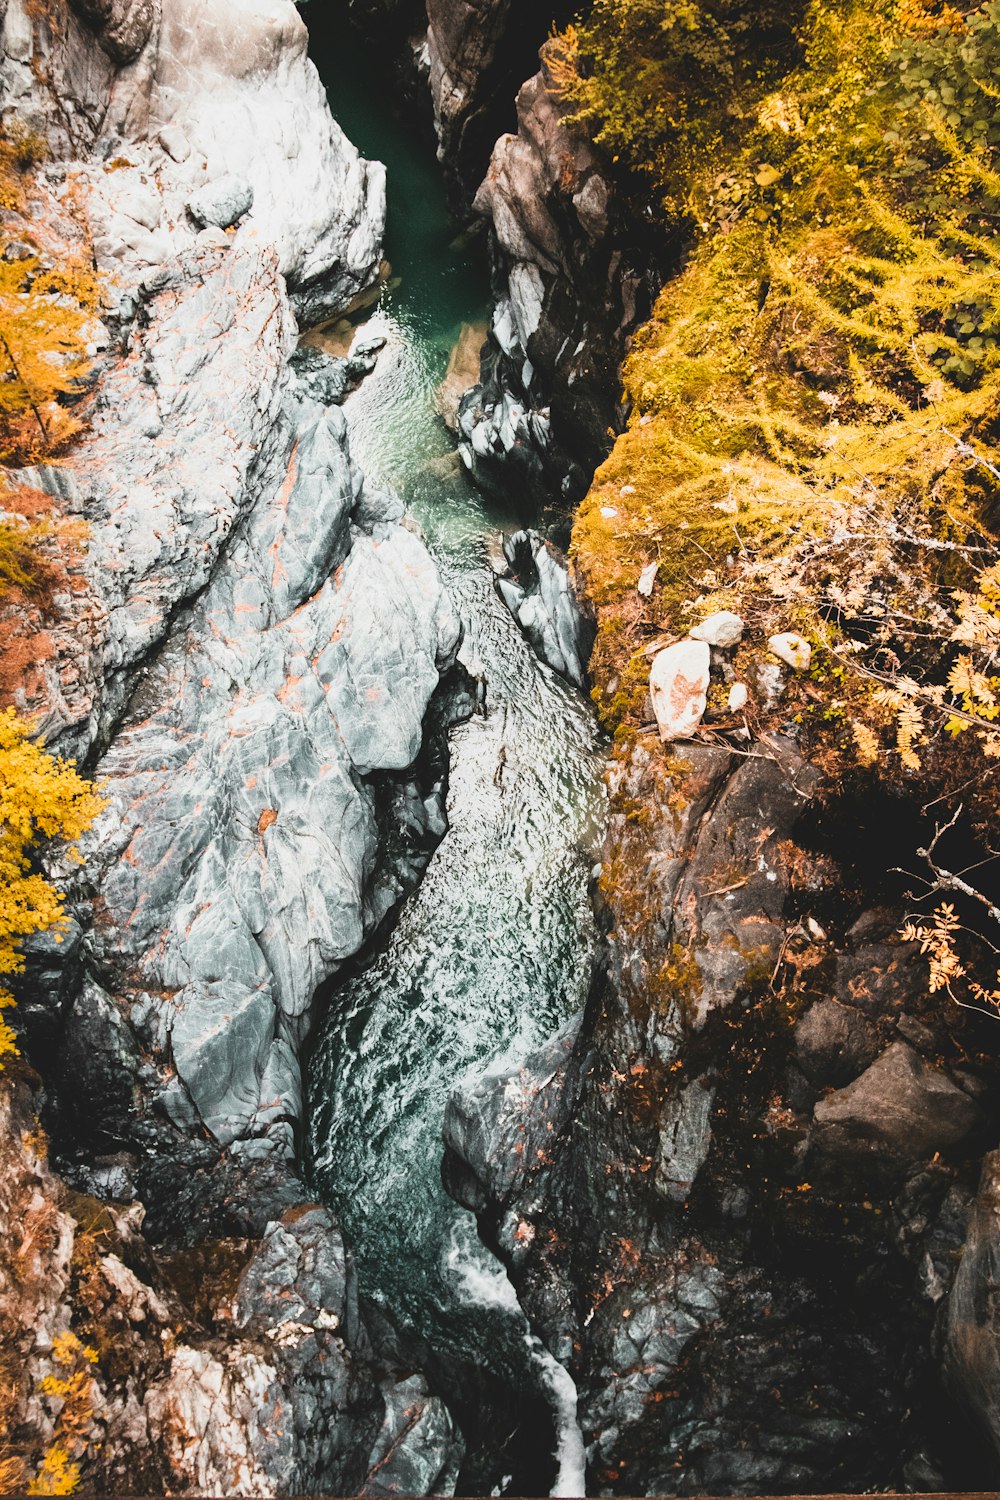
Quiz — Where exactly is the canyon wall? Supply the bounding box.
[1,0,466,1489]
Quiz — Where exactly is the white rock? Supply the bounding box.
[768,631,812,672]
[728,682,748,713]
[637,561,658,598]
[690,609,743,648]
[158,125,191,163]
[649,640,711,743]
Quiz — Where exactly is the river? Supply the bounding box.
[303,22,606,1495]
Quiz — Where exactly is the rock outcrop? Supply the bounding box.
[458,54,666,503]
[493,528,595,689]
[1,0,467,1491]
[445,734,995,1492]
[0,1064,461,1493]
[2,0,385,320]
[425,0,573,207]
[34,270,461,1174]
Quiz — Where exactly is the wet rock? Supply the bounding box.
[460,58,665,502]
[444,1017,583,1216]
[495,529,595,689]
[649,639,710,743]
[290,344,354,407]
[436,320,487,431]
[362,1375,464,1497]
[813,1041,980,1162]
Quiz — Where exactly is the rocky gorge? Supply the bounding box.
[6,0,1000,1496]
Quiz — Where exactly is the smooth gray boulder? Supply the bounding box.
[444,1017,583,1218]
[362,1376,464,1498]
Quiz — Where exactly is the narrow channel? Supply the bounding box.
[302,23,607,1496]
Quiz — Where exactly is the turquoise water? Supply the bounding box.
[304,24,606,1492]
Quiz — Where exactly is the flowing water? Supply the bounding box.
[304,25,606,1493]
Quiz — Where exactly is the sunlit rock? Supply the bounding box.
[649,639,711,742]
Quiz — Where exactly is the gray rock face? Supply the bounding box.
[70,279,461,1158]
[494,529,594,689]
[459,60,664,502]
[1,0,386,318]
[68,0,156,63]
[1,4,469,1494]
[425,0,570,206]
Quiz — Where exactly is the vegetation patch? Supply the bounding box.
[563,0,1000,803]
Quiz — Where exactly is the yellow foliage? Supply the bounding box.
[25,1334,99,1497]
[26,1448,81,1497]
[0,117,100,464]
[852,721,880,766]
[0,122,47,213]
[572,0,1000,759]
[0,709,104,1067]
[896,0,966,37]
[0,256,97,463]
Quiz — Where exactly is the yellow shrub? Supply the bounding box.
[0,710,103,1067]
[24,1333,99,1497]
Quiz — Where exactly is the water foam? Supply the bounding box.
[447,1221,587,1497]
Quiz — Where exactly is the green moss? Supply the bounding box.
[572,0,1000,738]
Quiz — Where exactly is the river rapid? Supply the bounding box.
[303,23,607,1495]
